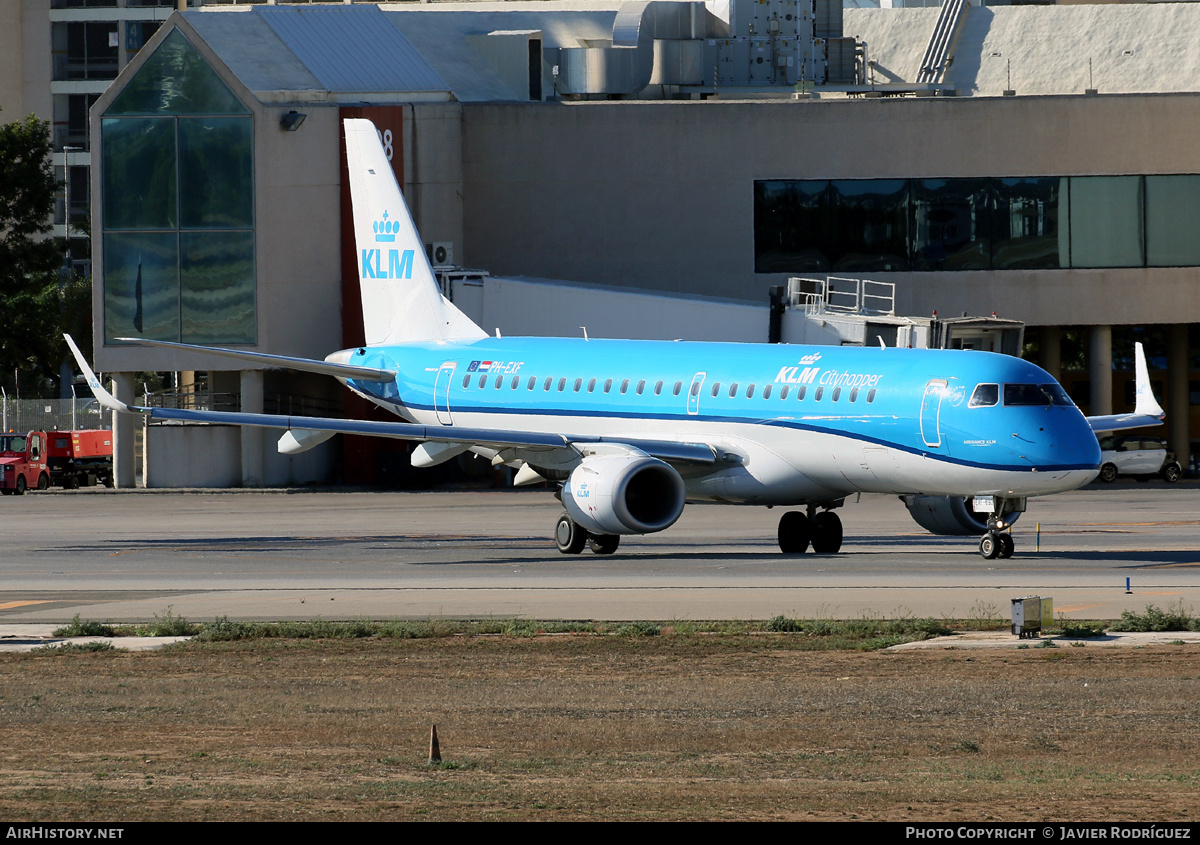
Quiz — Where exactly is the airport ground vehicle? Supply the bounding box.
[0,430,113,494]
[47,430,114,489]
[1097,433,1181,482]
[0,432,50,495]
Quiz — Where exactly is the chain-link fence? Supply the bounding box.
[0,398,112,434]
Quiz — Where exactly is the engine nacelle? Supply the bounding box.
[903,495,1021,536]
[562,454,686,536]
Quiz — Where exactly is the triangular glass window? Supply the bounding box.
[107,28,249,116]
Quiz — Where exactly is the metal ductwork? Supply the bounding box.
[555,1,714,97]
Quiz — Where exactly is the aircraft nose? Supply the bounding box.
[1053,414,1101,469]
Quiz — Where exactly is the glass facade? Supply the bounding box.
[100,28,254,344]
[756,175,1199,273]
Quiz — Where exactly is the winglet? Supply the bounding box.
[1133,341,1165,419]
[64,334,140,415]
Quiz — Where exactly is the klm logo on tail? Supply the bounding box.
[362,211,414,280]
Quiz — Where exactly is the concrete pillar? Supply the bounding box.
[240,369,264,488]
[1040,325,1062,380]
[110,372,136,489]
[1168,324,1191,472]
[1089,325,1112,416]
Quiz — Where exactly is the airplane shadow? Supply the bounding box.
[37,534,1200,569]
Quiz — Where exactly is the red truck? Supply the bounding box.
[0,430,113,494]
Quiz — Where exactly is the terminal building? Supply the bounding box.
[5,0,1200,486]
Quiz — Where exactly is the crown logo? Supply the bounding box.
[373,211,397,243]
[799,352,822,365]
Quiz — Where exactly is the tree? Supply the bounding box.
[0,111,70,396]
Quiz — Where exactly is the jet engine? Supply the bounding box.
[562,454,686,536]
[903,495,1021,536]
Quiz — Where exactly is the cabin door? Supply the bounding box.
[920,379,947,448]
[434,362,456,425]
[687,372,707,415]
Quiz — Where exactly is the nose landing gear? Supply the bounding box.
[976,497,1025,559]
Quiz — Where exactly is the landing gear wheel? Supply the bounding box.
[588,534,620,555]
[810,511,843,554]
[37,473,49,491]
[979,533,999,560]
[996,533,1014,559]
[14,476,26,496]
[555,513,587,555]
[777,511,811,554]
[1099,463,1118,483]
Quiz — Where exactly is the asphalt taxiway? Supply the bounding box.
[1,485,1198,624]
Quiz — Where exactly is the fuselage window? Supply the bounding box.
[527,376,536,390]
[762,384,772,399]
[654,380,663,395]
[729,383,739,397]
[495,375,503,388]
[574,378,583,392]
[746,384,755,398]
[691,381,701,398]
[796,385,806,400]
[604,379,612,393]
[462,375,471,389]
[780,385,789,400]
[711,382,720,397]
[867,388,876,402]
[558,377,567,391]
[637,380,646,395]
[544,377,553,391]
[849,387,859,402]
[814,386,823,401]
[621,379,630,394]
[831,387,841,401]
[587,378,597,393]
[673,381,683,396]
[478,374,487,388]
[969,384,999,408]
[511,376,520,389]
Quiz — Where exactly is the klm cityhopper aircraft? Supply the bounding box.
[67,119,1167,560]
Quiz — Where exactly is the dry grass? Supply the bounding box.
[2,635,1199,820]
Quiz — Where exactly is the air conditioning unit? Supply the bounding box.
[425,242,454,267]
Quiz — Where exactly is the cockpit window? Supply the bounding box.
[969,384,998,408]
[1003,383,1074,406]
[1039,383,1075,406]
[1003,384,1046,406]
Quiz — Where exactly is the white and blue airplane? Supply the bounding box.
[66,118,1167,560]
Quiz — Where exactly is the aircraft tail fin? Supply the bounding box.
[343,118,485,345]
[1132,341,1165,418]
[1086,342,1166,432]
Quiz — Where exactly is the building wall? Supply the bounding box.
[461,94,1200,328]
[0,0,53,121]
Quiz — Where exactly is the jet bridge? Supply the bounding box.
[773,276,1024,354]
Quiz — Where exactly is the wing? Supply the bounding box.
[111,336,396,382]
[66,335,716,471]
[1086,342,1166,433]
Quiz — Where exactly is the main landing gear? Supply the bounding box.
[777,507,843,555]
[555,512,620,556]
[976,497,1025,560]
